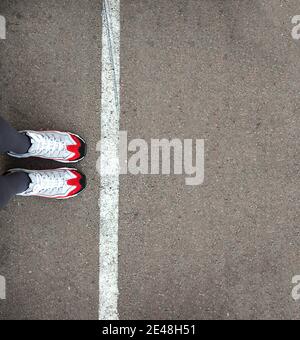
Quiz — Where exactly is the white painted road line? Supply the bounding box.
[99,0,120,320]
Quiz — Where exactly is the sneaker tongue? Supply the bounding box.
[24,132,34,152]
[26,132,38,153]
[28,173,34,183]
[27,173,37,192]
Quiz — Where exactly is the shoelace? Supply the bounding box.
[29,171,66,195]
[30,133,66,157]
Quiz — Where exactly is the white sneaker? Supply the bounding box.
[7,168,86,199]
[8,130,87,163]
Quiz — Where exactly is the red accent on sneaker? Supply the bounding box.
[66,170,83,197]
[67,135,82,161]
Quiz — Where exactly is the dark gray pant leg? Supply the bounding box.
[0,116,31,154]
[0,173,30,209]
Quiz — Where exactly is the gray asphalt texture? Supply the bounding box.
[118,0,300,320]
[0,0,300,320]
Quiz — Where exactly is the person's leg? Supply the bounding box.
[0,172,30,209]
[0,116,31,154]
